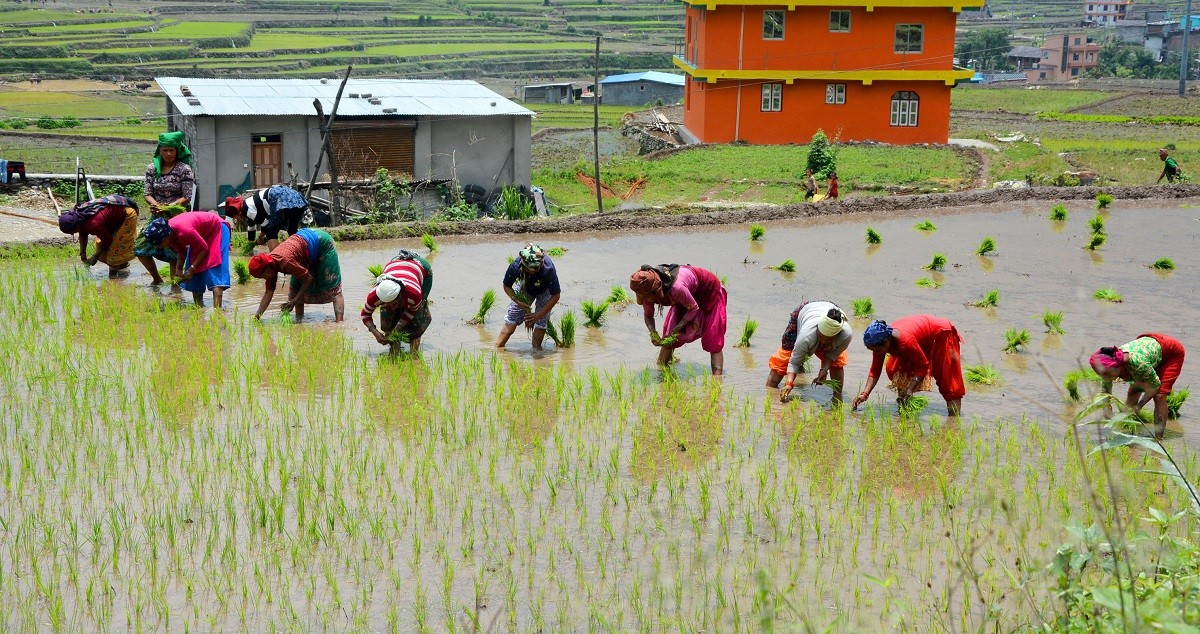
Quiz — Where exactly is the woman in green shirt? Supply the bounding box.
[1090,333,1186,437]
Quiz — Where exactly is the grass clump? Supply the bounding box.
[606,285,631,304]
[976,236,996,256]
[1167,387,1188,419]
[581,300,609,327]
[1084,233,1106,250]
[914,277,940,288]
[972,289,1000,308]
[865,227,882,244]
[1064,368,1101,401]
[233,259,251,285]
[771,259,797,272]
[735,318,758,347]
[1087,214,1106,235]
[1093,287,1123,302]
[1041,310,1065,334]
[466,289,497,325]
[421,233,437,253]
[1049,204,1068,221]
[546,246,567,257]
[924,252,947,271]
[1095,192,1113,209]
[851,297,873,317]
[913,219,937,232]
[749,224,766,241]
[1003,327,1031,353]
[964,364,1001,385]
[1152,257,1176,270]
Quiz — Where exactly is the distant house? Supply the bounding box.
[522,82,579,105]
[599,71,684,106]
[156,77,534,209]
[1007,46,1043,71]
[1026,33,1101,82]
[1113,19,1148,44]
[1084,0,1133,24]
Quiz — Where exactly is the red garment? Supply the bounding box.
[361,259,425,328]
[167,211,227,273]
[263,233,311,291]
[828,178,839,199]
[81,204,129,250]
[1138,332,1186,395]
[642,266,727,352]
[868,314,965,401]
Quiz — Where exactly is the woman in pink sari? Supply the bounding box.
[142,212,231,308]
[629,264,728,375]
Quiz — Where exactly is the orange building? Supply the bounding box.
[675,0,983,145]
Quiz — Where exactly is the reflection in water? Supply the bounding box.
[739,347,757,370]
[630,378,725,481]
[1003,352,1030,374]
[1089,251,1104,266]
[976,255,994,274]
[749,241,765,256]
[861,411,964,498]
[1050,220,1067,234]
[1041,333,1062,351]
[866,243,881,258]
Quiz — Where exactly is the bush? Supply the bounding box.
[35,115,60,130]
[805,129,836,178]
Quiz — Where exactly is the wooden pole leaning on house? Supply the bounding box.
[592,36,602,214]
[306,64,352,225]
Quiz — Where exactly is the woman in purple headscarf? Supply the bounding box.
[1090,333,1186,437]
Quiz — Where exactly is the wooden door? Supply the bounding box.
[251,136,281,188]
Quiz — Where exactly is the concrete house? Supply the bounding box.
[1026,33,1101,82]
[522,82,579,104]
[156,77,534,209]
[599,71,684,106]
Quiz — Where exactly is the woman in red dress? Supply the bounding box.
[851,315,965,416]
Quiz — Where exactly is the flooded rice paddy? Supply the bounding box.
[1,198,1198,630]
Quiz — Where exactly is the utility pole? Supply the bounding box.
[593,36,603,214]
[1181,0,1194,96]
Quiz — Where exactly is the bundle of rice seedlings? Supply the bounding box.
[771,259,797,272]
[976,236,996,256]
[422,233,438,253]
[606,285,632,304]
[557,311,576,347]
[865,227,882,244]
[581,300,609,327]
[1093,287,1122,302]
[1084,234,1106,251]
[1041,310,1065,334]
[1152,257,1175,271]
[924,253,947,271]
[466,290,497,325]
[1003,327,1030,353]
[914,277,939,288]
[1088,214,1106,236]
[547,247,567,256]
[1167,387,1189,420]
[913,219,937,232]
[1095,192,1113,209]
[1049,205,1068,221]
[735,318,758,347]
[233,260,251,285]
[972,289,1000,308]
[851,297,874,317]
[367,263,383,283]
[749,225,766,241]
[1063,368,1100,401]
[964,364,1001,385]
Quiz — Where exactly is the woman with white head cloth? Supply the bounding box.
[765,300,853,404]
[361,249,434,353]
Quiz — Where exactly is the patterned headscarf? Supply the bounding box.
[1089,347,1126,375]
[154,131,193,177]
[141,217,172,245]
[629,269,663,305]
[863,319,892,347]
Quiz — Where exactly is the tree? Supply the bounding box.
[954,28,1013,71]
[806,129,836,178]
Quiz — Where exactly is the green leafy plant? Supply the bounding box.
[1084,234,1106,250]
[914,277,939,288]
[1167,387,1188,420]
[546,247,567,257]
[1063,368,1100,401]
[964,364,1001,385]
[606,286,631,304]
[735,318,758,347]
[898,395,930,416]
[658,332,678,347]
[749,224,766,241]
[1088,214,1106,235]
[1042,310,1065,334]
[865,227,882,244]
[421,234,438,253]
[851,297,873,317]
[1095,192,1113,209]
[924,252,947,271]
[467,289,497,325]
[771,259,797,272]
[1152,257,1175,270]
[367,263,383,282]
[1049,204,1068,221]
[805,128,837,177]
[557,311,576,347]
[976,236,996,256]
[913,219,937,232]
[1003,327,1030,353]
[581,300,608,327]
[972,289,1000,308]
[1093,287,1123,302]
[233,259,251,285]
[496,185,535,220]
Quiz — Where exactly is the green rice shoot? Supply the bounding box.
[581,300,608,327]
[606,285,631,305]
[749,224,766,241]
[865,227,882,244]
[771,259,797,272]
[1088,214,1106,236]
[914,277,939,288]
[1049,204,1068,221]
[1095,193,1113,209]
[557,310,576,347]
[421,233,438,253]
[913,219,937,232]
[851,297,874,317]
[1084,234,1106,250]
[467,289,497,325]
[546,246,567,256]
[1167,387,1189,420]
[924,253,947,271]
[367,263,383,283]
[1003,327,1031,353]
[735,317,758,348]
[972,289,1000,308]
[1093,287,1123,302]
[976,236,996,256]
[1041,310,1065,335]
[1153,257,1176,271]
[233,259,251,285]
[964,364,1002,385]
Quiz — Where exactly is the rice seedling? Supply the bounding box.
[924,252,947,271]
[1095,192,1113,209]
[865,227,882,244]
[913,219,937,232]
[735,318,758,347]
[749,224,766,241]
[466,289,497,324]
[581,300,609,327]
[606,285,631,305]
[232,259,251,284]
[1003,327,1031,353]
[546,246,567,256]
[964,364,1001,385]
[1063,368,1101,401]
[851,297,873,317]
[771,259,797,272]
[1088,214,1106,235]
[422,233,438,253]
[557,310,576,347]
[1084,233,1106,250]
[367,263,383,281]
[976,236,996,256]
[1152,257,1175,270]
[969,289,998,307]
[898,395,930,416]
[914,277,939,288]
[1049,204,1068,221]
[1041,310,1065,334]
[1093,287,1123,302]
[1167,387,1189,419]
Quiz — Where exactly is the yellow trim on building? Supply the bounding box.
[673,57,972,85]
[682,0,985,11]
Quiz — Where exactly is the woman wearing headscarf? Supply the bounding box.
[496,244,561,350]
[766,301,852,404]
[1090,333,1186,437]
[223,184,310,250]
[141,211,230,308]
[135,131,195,285]
[360,250,434,352]
[629,263,727,376]
[247,228,345,323]
[851,315,964,415]
[58,194,140,277]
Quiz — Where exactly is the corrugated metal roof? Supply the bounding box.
[599,71,685,86]
[155,77,534,118]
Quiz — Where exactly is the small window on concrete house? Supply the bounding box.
[895,24,923,53]
[1071,67,1079,76]
[1074,37,1081,45]
[1072,52,1080,61]
[1042,51,1049,59]
[1039,72,1047,79]
[639,85,645,91]
[825,83,846,104]
[890,91,919,127]
[761,83,782,111]
[829,10,850,32]
[763,10,784,40]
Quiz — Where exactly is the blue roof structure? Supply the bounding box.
[599,71,686,86]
